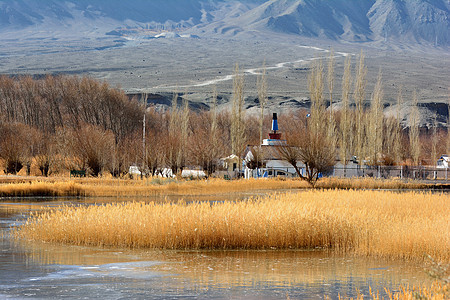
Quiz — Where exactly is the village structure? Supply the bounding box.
[127,111,448,181]
[222,113,448,181]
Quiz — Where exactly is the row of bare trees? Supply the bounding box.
[274,50,449,185]
[0,51,448,180]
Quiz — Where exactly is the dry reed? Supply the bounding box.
[14,190,449,262]
[0,177,444,198]
[0,180,85,197]
[315,177,430,190]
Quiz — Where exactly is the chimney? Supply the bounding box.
[268,113,281,140]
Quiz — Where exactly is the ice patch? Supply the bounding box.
[26,261,163,282]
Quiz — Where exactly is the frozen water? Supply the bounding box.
[0,201,434,299]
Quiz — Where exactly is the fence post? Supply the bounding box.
[400,166,403,179]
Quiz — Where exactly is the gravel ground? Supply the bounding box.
[0,34,448,125]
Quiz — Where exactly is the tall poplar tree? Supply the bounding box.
[393,87,404,164]
[368,69,384,165]
[409,91,420,165]
[354,50,368,165]
[231,63,246,170]
[326,50,337,152]
[257,61,267,146]
[340,55,352,167]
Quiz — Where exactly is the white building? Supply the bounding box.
[243,113,309,179]
[437,155,449,168]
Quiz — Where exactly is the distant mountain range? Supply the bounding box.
[0,0,448,47]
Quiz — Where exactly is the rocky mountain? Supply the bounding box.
[197,0,449,46]
[0,0,204,28]
[0,0,222,40]
[0,0,448,47]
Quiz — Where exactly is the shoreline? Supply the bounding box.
[0,176,448,198]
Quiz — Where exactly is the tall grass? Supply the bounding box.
[14,190,449,262]
[0,177,304,197]
[0,181,85,197]
[0,177,442,197]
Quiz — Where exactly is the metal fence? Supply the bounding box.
[330,166,449,181]
[257,165,449,181]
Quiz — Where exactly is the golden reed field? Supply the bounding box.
[0,177,441,197]
[14,190,449,263]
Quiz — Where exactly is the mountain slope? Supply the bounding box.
[368,0,449,46]
[254,0,374,41]
[202,0,449,46]
[0,0,448,47]
[0,0,206,31]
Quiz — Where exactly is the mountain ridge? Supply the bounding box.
[0,0,448,47]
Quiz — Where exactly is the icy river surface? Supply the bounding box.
[0,196,432,299]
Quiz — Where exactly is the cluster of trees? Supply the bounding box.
[274,51,449,185]
[0,51,448,180]
[0,75,267,177]
[0,75,142,176]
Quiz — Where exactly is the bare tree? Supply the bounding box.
[180,93,190,172]
[231,63,246,171]
[340,55,352,169]
[0,76,19,123]
[166,92,182,174]
[447,95,450,156]
[431,113,438,166]
[21,125,41,175]
[409,90,420,165]
[34,131,55,176]
[144,130,163,176]
[60,125,115,176]
[245,146,265,170]
[308,58,326,137]
[393,87,404,164]
[354,50,368,165]
[210,86,218,150]
[257,60,267,146]
[0,123,28,174]
[277,130,336,187]
[326,50,338,154]
[141,93,148,176]
[38,75,64,132]
[109,133,141,177]
[367,69,384,165]
[327,49,335,116]
[189,112,219,177]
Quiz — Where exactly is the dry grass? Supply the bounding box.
[315,177,431,190]
[14,190,449,262]
[0,177,306,197]
[0,180,85,197]
[0,176,444,197]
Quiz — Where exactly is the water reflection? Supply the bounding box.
[0,198,433,299]
[8,237,430,299]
